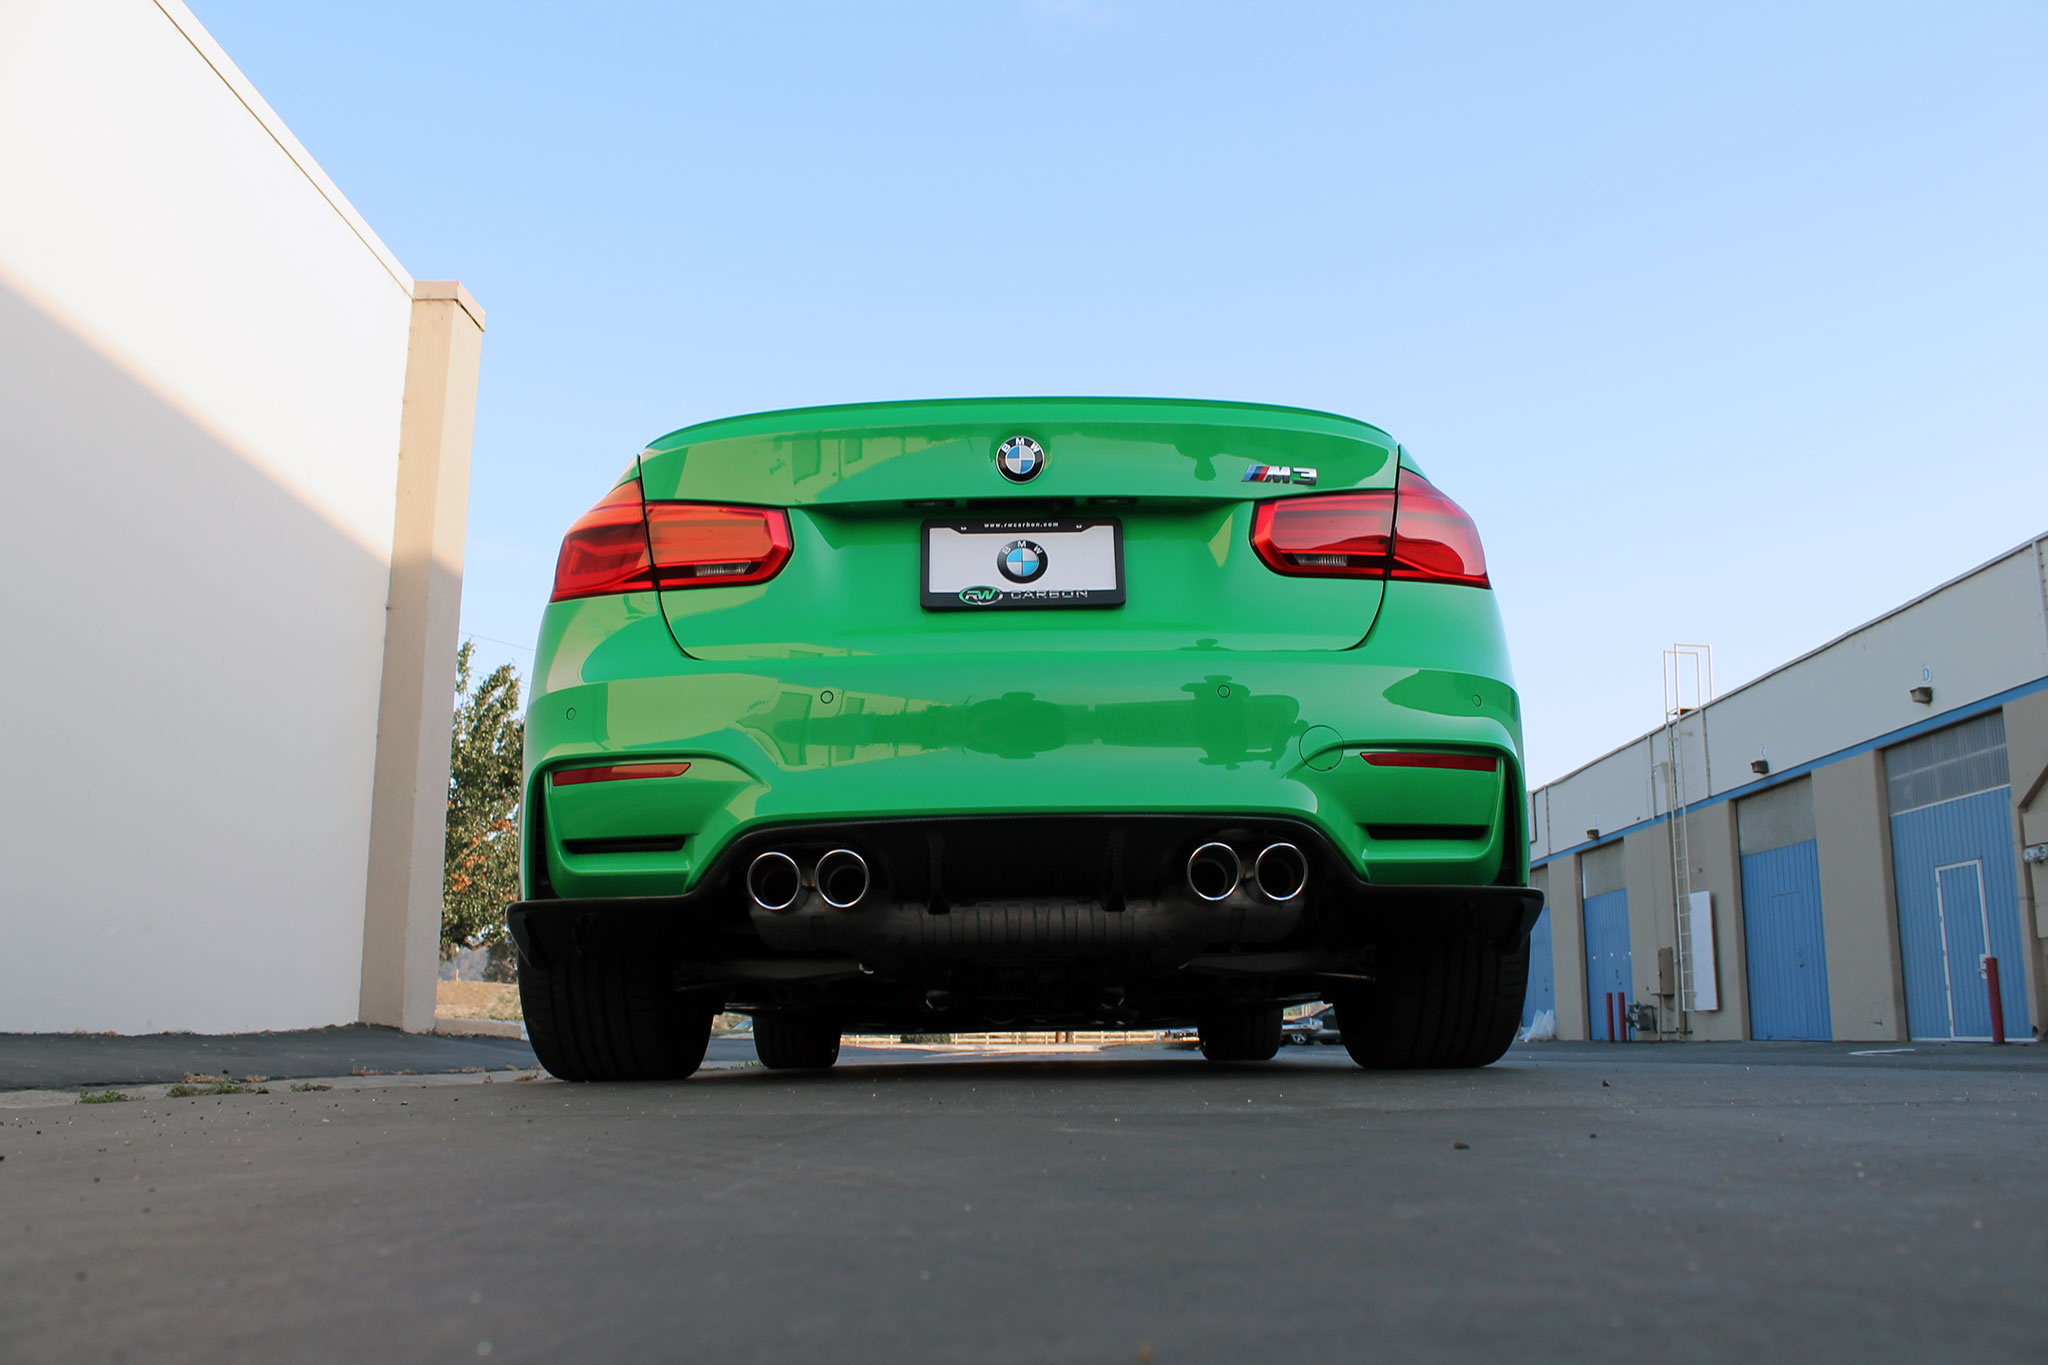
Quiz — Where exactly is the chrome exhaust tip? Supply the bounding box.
[1186,841,1243,902]
[1254,842,1309,902]
[746,850,803,912]
[815,848,870,909]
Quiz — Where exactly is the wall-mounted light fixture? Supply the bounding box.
[1909,685,1934,705]
[1750,758,1770,775]
[2024,843,2048,865]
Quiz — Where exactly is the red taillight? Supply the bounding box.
[551,480,654,602]
[550,480,791,602]
[1387,472,1488,588]
[645,503,791,588]
[1249,470,1489,588]
[550,761,691,787]
[1250,492,1395,577]
[1361,751,1500,772]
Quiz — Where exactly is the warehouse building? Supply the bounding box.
[1523,537,2048,1043]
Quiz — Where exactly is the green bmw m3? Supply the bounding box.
[506,397,1541,1080]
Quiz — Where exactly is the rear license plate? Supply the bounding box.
[922,518,1125,610]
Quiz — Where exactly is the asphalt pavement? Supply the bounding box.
[4,1040,2044,1363]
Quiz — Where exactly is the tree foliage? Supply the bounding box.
[443,640,525,955]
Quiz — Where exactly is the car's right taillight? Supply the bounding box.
[1250,469,1489,588]
[551,480,792,602]
[1386,471,1488,588]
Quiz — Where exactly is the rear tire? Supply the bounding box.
[1335,934,1530,1069]
[518,937,714,1082]
[755,1014,842,1070]
[1197,1005,1283,1062]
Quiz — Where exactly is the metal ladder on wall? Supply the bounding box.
[1661,645,1713,1040]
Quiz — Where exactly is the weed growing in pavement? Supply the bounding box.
[165,1081,269,1098]
[78,1090,132,1104]
[290,1082,331,1093]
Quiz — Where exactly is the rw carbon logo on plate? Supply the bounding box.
[997,539,1049,583]
[996,435,1045,483]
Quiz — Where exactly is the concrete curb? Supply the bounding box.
[432,1016,523,1039]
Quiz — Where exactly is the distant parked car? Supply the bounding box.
[1283,1007,1342,1045]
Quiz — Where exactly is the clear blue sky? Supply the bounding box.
[196,1,2045,785]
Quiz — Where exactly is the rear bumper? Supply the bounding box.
[523,643,1528,899]
[509,811,1543,1029]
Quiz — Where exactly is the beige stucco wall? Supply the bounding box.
[1547,854,1588,1039]
[1621,828,1674,1035]
[1811,751,1908,1041]
[1684,801,1747,1040]
[359,286,485,1032]
[0,1,475,1032]
[2002,687,2048,1037]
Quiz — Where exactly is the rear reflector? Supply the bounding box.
[1366,823,1491,841]
[561,835,689,854]
[551,480,791,601]
[1249,469,1489,587]
[1361,751,1499,772]
[550,761,691,787]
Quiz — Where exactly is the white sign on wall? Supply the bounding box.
[1688,890,1719,1010]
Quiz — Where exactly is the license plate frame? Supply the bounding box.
[921,517,1125,610]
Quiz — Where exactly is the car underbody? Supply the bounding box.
[509,813,1538,1038]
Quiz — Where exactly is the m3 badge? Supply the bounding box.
[1243,464,1318,485]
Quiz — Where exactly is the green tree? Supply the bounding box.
[443,640,525,958]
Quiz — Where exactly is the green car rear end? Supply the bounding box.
[507,397,1541,1079]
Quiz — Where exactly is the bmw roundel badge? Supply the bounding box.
[996,435,1045,483]
[997,538,1049,584]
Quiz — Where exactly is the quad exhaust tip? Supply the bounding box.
[815,848,870,909]
[1254,842,1309,902]
[1186,841,1243,902]
[746,850,802,912]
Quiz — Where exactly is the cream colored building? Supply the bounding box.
[0,0,481,1033]
[1525,538,2048,1044]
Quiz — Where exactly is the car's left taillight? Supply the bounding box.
[644,502,792,588]
[551,480,791,602]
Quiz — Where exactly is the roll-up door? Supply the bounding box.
[1581,842,1631,1041]
[1884,711,2026,1040]
[1737,778,1832,1040]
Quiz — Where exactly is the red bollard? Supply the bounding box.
[1606,992,1616,1044]
[1985,956,2006,1045]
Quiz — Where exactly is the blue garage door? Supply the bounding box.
[1737,778,1832,1040]
[1521,905,1555,1030]
[1885,712,2026,1041]
[1740,844,1832,1039]
[1583,892,1632,1040]
[1581,841,1631,1041]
